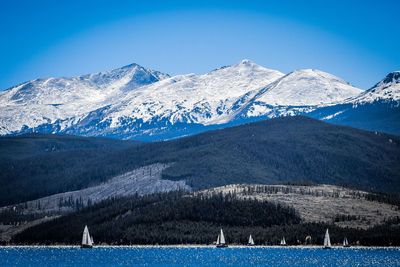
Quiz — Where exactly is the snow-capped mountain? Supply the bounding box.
[239,69,362,119]
[0,64,168,135]
[81,59,285,128]
[307,71,400,134]
[0,60,398,140]
[253,69,361,106]
[352,71,400,104]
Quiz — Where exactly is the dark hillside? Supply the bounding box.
[0,133,141,162]
[307,101,400,136]
[140,116,400,192]
[1,116,399,206]
[0,134,141,205]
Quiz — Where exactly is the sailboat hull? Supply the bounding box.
[216,244,228,248]
[80,244,93,248]
[323,246,331,249]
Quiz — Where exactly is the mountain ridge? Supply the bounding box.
[306,71,400,134]
[0,60,399,139]
[352,71,400,104]
[0,63,170,135]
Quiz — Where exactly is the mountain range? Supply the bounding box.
[1,60,398,140]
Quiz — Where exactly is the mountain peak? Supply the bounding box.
[381,71,400,84]
[354,71,400,103]
[227,59,284,78]
[108,62,169,81]
[369,71,400,92]
[238,58,254,65]
[0,62,169,134]
[233,59,262,69]
[208,59,283,78]
[119,62,139,69]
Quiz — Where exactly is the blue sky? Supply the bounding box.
[1,0,399,90]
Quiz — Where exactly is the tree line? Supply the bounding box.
[10,191,400,246]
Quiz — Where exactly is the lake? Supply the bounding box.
[1,246,399,266]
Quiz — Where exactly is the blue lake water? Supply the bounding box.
[1,246,399,266]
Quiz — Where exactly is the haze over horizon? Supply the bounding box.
[1,0,399,90]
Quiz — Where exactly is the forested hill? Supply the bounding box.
[0,133,141,162]
[12,191,400,246]
[9,191,299,245]
[1,116,399,207]
[0,134,142,206]
[136,116,400,192]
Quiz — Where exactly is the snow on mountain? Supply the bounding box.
[93,59,285,129]
[241,69,363,118]
[0,64,169,135]
[2,59,398,139]
[60,63,366,140]
[305,71,400,135]
[256,69,362,106]
[350,71,400,104]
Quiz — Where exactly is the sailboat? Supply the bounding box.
[343,237,350,247]
[216,229,227,248]
[280,237,287,246]
[81,225,94,248]
[247,234,255,246]
[323,229,331,249]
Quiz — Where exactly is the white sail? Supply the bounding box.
[343,237,348,246]
[280,237,286,245]
[82,225,88,245]
[248,235,254,245]
[220,229,226,244]
[82,225,93,246]
[216,234,220,245]
[323,229,331,248]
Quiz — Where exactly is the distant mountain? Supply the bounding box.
[1,116,399,207]
[0,60,398,140]
[236,68,362,119]
[353,71,400,104]
[0,63,168,136]
[58,59,286,139]
[308,71,400,134]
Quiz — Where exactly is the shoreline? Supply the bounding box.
[1,245,399,249]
